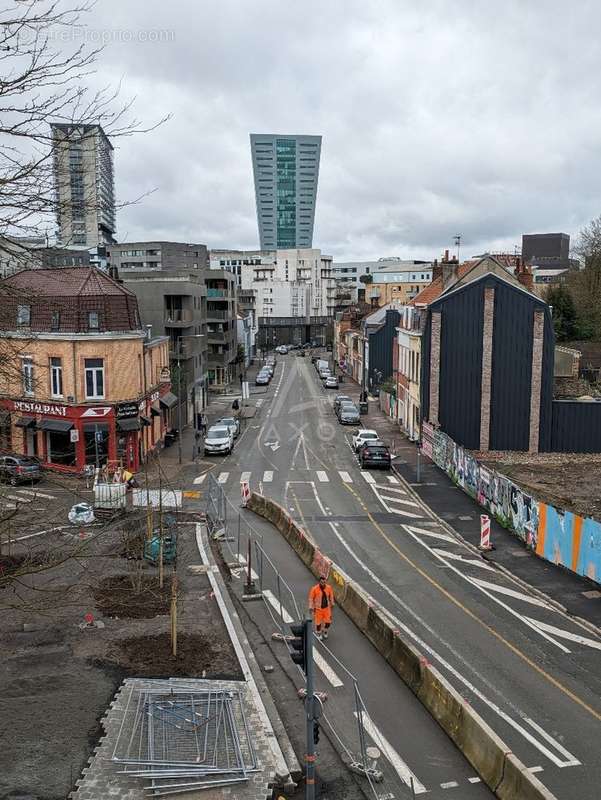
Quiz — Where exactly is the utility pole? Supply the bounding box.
[290,618,316,800]
[177,348,183,466]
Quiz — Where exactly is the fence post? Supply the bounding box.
[237,513,241,559]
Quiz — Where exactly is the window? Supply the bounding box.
[17,305,31,327]
[85,358,104,399]
[88,311,99,330]
[51,311,60,330]
[22,357,34,395]
[50,357,63,397]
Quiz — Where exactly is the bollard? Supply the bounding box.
[479,514,494,551]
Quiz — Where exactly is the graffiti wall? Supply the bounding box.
[429,428,601,584]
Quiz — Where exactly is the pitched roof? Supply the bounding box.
[2,267,135,298]
[410,262,474,306]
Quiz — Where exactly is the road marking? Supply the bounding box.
[386,476,399,484]
[316,471,329,482]
[529,766,544,774]
[263,588,291,620]
[256,399,264,407]
[263,471,273,482]
[240,471,252,483]
[469,577,552,608]
[217,472,229,484]
[378,494,420,508]
[16,489,56,500]
[334,488,585,765]
[0,503,17,509]
[361,472,376,484]
[431,549,495,571]
[192,473,207,485]
[339,471,353,483]
[354,712,427,793]
[407,529,456,543]
[468,777,481,784]
[441,781,459,789]
[376,485,406,495]
[5,494,32,503]
[523,617,601,652]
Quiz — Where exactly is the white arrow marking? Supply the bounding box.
[523,617,601,651]
[271,443,280,452]
[354,712,427,793]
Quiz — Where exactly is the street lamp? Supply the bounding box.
[173,334,204,465]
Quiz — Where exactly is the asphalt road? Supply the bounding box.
[194,353,601,800]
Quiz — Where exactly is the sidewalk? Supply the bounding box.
[346,377,601,631]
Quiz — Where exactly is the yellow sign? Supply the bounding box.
[183,490,201,499]
[331,567,345,587]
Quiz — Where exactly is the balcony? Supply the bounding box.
[206,308,228,321]
[164,309,193,324]
[208,350,233,366]
[207,288,228,298]
[169,339,198,359]
[207,330,227,343]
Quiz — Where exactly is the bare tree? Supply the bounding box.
[567,215,601,339]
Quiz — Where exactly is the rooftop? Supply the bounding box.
[2,267,134,298]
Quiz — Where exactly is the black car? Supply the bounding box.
[0,454,42,485]
[359,440,391,469]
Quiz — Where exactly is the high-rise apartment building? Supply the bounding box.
[250,134,321,249]
[52,123,116,248]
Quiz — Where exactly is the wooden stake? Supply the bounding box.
[170,574,178,657]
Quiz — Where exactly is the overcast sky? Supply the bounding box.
[81,0,601,261]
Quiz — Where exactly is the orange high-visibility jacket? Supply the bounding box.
[309,583,334,611]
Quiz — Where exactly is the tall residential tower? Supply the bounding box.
[250,134,321,249]
[52,123,116,247]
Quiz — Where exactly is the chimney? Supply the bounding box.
[514,260,533,292]
[442,261,456,287]
[432,258,442,282]
[443,249,450,262]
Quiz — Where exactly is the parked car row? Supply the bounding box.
[351,425,391,469]
[275,343,314,354]
[255,357,276,385]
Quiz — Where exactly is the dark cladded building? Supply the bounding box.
[421,256,601,453]
[521,232,570,268]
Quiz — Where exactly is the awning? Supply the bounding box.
[39,418,74,433]
[150,401,161,417]
[159,392,178,409]
[140,415,151,427]
[15,416,36,428]
[117,417,141,432]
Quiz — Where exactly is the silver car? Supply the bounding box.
[204,425,234,455]
[217,416,240,438]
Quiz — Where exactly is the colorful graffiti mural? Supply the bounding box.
[429,428,600,585]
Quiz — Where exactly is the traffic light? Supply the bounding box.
[289,621,308,674]
[313,720,320,745]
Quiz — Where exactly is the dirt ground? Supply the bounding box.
[0,513,241,800]
[483,455,601,519]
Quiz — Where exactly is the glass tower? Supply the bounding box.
[250,134,321,249]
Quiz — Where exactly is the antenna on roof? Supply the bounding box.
[453,234,462,262]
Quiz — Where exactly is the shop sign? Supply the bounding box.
[13,399,67,417]
[116,402,139,419]
[158,366,171,383]
[150,390,160,402]
[81,407,111,418]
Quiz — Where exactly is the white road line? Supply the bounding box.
[378,494,420,508]
[240,472,252,483]
[217,472,229,484]
[263,590,343,687]
[361,472,376,484]
[529,766,544,774]
[431,549,495,571]
[523,617,601,652]
[469,577,552,608]
[354,712,427,793]
[328,521,580,768]
[263,471,273,482]
[468,777,481,784]
[15,489,56,500]
[237,555,259,582]
[1,503,17,510]
[5,494,32,503]
[441,781,459,789]
[375,484,406,495]
[339,471,353,483]
[192,473,207,485]
[316,471,329,483]
[386,476,399,484]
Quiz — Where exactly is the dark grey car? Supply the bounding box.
[0,454,42,485]
[337,402,360,424]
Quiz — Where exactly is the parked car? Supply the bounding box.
[324,376,339,389]
[319,369,331,382]
[204,425,234,455]
[334,394,353,412]
[276,345,288,354]
[359,440,391,469]
[0,454,42,485]
[352,428,379,451]
[337,402,361,424]
[264,365,274,377]
[255,372,270,385]
[217,416,240,438]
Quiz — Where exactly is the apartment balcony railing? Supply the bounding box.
[164,309,193,324]
[207,330,227,343]
[207,288,229,298]
[206,308,228,320]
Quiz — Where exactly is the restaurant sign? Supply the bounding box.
[13,399,67,417]
[116,402,139,419]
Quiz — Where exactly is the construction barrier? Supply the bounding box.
[247,491,558,800]
[241,480,251,508]
[479,513,492,550]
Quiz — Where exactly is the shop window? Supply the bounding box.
[88,310,99,330]
[46,430,76,466]
[17,305,31,327]
[84,423,110,466]
[50,357,63,397]
[84,358,104,399]
[22,357,34,395]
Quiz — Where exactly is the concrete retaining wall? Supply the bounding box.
[247,491,558,800]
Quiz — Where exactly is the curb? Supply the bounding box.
[195,523,300,788]
[391,462,601,640]
[247,492,559,800]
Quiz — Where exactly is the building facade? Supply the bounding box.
[107,241,208,272]
[0,268,172,473]
[367,265,433,306]
[250,134,321,249]
[52,123,116,248]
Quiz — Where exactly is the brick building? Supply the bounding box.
[0,268,173,473]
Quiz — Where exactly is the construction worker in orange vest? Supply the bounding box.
[309,575,335,640]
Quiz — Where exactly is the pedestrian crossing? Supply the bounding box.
[195,468,411,495]
[0,486,59,509]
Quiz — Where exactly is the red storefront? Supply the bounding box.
[0,385,175,474]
